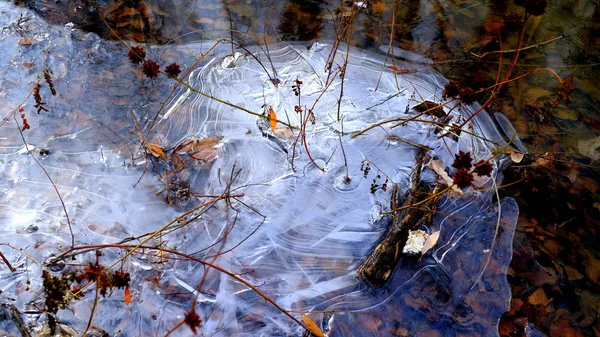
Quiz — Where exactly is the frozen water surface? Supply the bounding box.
[0,2,518,336]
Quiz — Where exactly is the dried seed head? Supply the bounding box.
[443,80,461,99]
[128,46,146,64]
[473,160,493,177]
[452,150,473,170]
[142,60,160,79]
[164,63,181,78]
[458,86,477,105]
[503,12,523,33]
[453,168,474,189]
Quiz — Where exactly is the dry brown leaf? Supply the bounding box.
[528,288,550,306]
[301,315,324,337]
[268,107,277,131]
[421,230,440,256]
[170,153,185,171]
[18,37,36,45]
[174,138,198,153]
[180,137,223,162]
[146,143,167,160]
[509,151,524,163]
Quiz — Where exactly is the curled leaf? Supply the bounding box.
[421,230,440,256]
[147,143,167,160]
[509,151,524,163]
[124,285,131,305]
[301,315,324,337]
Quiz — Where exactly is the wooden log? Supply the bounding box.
[357,150,442,288]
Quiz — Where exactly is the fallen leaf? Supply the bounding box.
[428,160,463,194]
[188,137,223,162]
[528,288,550,306]
[146,143,167,160]
[18,37,36,45]
[301,315,324,337]
[268,107,277,131]
[170,153,185,171]
[509,151,524,163]
[124,285,131,305]
[413,101,446,117]
[174,138,198,153]
[273,128,294,139]
[583,256,600,283]
[421,230,440,256]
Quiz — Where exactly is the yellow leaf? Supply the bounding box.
[421,230,440,256]
[301,315,324,337]
[124,285,131,305]
[268,107,277,131]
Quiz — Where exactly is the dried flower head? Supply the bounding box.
[142,60,160,79]
[164,63,181,78]
[473,160,493,177]
[185,307,202,334]
[458,86,477,105]
[128,46,146,64]
[503,13,523,33]
[452,150,473,170]
[515,0,547,16]
[524,0,547,16]
[112,270,131,289]
[453,168,474,189]
[443,80,461,99]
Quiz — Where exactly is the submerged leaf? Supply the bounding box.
[301,315,324,337]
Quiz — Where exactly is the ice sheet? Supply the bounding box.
[0,3,518,336]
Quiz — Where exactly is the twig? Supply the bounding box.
[13,114,74,248]
[471,36,562,59]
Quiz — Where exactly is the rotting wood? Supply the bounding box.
[357,149,443,288]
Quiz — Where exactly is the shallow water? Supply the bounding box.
[0,2,522,336]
